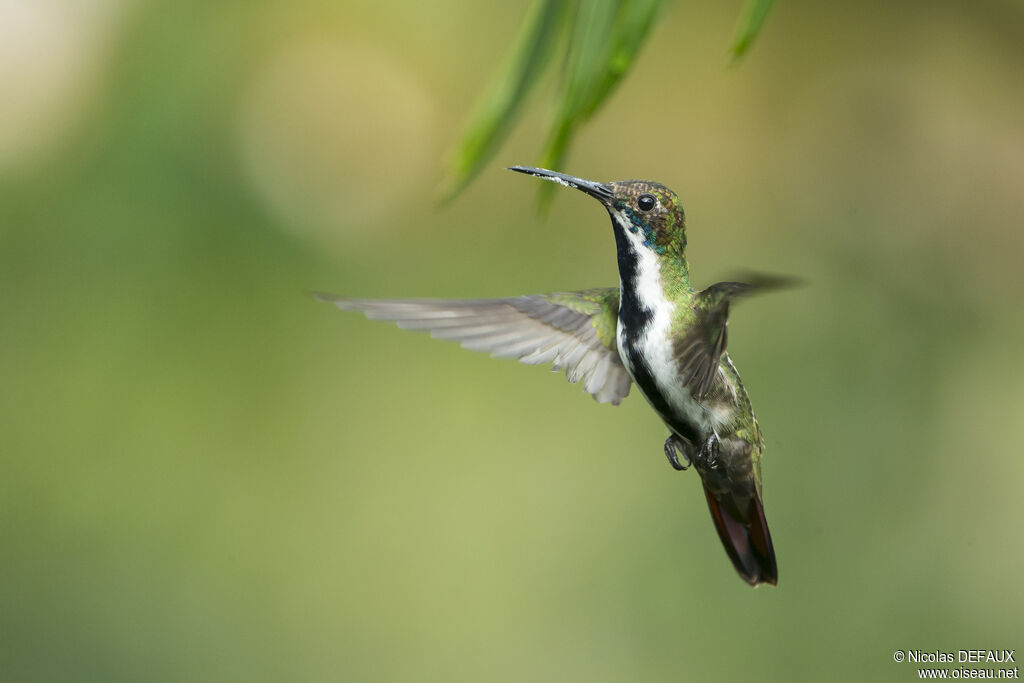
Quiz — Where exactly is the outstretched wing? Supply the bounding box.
[675,274,798,400]
[315,288,632,405]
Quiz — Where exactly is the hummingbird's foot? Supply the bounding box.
[696,432,722,472]
[664,435,691,471]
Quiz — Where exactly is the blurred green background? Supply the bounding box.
[2,1,1022,681]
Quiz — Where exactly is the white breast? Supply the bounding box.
[615,224,734,433]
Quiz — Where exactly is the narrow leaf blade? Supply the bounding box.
[537,0,663,208]
[730,0,775,63]
[439,0,571,202]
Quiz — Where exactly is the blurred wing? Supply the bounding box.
[676,274,798,400]
[316,288,632,405]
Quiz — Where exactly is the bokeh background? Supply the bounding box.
[2,0,1023,681]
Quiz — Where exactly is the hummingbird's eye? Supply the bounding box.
[637,194,656,212]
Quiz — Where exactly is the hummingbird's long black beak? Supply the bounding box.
[508,166,614,203]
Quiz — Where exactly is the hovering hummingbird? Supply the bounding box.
[318,167,787,586]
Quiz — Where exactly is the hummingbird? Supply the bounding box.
[317,167,785,586]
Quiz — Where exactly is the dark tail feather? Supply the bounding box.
[702,482,778,587]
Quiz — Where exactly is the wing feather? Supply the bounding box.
[674,274,798,399]
[316,290,632,405]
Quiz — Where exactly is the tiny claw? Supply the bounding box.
[697,433,722,472]
[664,436,690,471]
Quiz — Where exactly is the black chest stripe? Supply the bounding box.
[613,227,702,444]
[614,230,652,334]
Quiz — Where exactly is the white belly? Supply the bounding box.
[615,238,735,434]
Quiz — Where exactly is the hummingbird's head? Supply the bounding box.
[508,167,687,256]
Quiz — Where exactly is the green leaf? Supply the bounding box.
[537,0,663,206]
[439,0,571,202]
[441,0,768,204]
[730,0,775,63]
